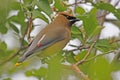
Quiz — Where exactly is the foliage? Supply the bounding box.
[0,0,120,80]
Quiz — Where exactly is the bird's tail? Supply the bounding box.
[15,51,33,66]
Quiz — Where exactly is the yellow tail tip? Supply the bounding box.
[15,62,22,67]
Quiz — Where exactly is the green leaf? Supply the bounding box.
[76,6,85,15]
[9,22,19,33]
[3,78,11,80]
[54,0,67,11]
[71,26,83,42]
[9,10,27,35]
[79,56,112,80]
[0,0,15,21]
[89,57,112,80]
[114,9,120,20]
[71,26,81,34]
[95,39,116,52]
[36,0,52,16]
[65,52,76,64]
[88,26,102,39]
[32,10,49,23]
[26,67,47,78]
[24,0,33,4]
[0,24,8,34]
[47,54,62,80]
[74,50,87,61]
[93,2,115,13]
[78,8,98,37]
[10,1,21,10]
[0,42,7,50]
[0,42,8,59]
[93,2,120,20]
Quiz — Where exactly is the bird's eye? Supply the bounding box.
[66,16,70,19]
[62,14,76,20]
[66,15,76,20]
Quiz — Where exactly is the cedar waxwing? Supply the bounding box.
[15,12,79,66]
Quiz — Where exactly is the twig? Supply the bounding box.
[97,12,109,19]
[72,64,89,80]
[114,0,120,7]
[71,40,97,80]
[109,39,120,44]
[71,0,114,80]
[75,40,97,66]
[0,0,30,65]
[71,39,97,80]
[62,64,89,80]
[105,18,118,22]
[85,50,115,62]
[65,45,90,52]
[0,47,26,65]
[68,0,86,6]
[0,24,28,65]
[27,13,33,42]
[112,49,120,63]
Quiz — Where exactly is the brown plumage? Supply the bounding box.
[15,12,79,66]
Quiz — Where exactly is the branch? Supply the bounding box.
[75,40,97,66]
[85,50,115,62]
[109,39,120,44]
[112,49,120,62]
[105,18,118,22]
[72,64,90,80]
[27,13,33,42]
[71,40,97,80]
[114,0,120,7]
[0,25,28,65]
[68,0,86,6]
[65,45,90,52]
[62,64,90,80]
[0,0,30,65]
[0,46,26,65]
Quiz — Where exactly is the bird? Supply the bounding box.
[15,12,79,66]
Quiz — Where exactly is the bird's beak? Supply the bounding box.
[73,18,80,22]
[70,18,79,24]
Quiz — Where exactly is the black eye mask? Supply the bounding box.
[62,14,76,20]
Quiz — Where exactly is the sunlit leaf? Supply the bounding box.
[10,1,21,10]
[24,0,33,4]
[78,8,98,37]
[47,54,62,80]
[36,0,52,16]
[0,24,8,34]
[114,9,120,20]
[0,0,15,21]
[76,6,85,15]
[71,26,83,41]
[89,57,112,80]
[10,11,27,35]
[32,10,49,23]
[74,50,87,61]
[95,39,116,52]
[93,2,120,20]
[65,52,76,64]
[9,22,19,33]
[0,42,7,50]
[71,26,81,34]
[54,0,67,11]
[93,2,115,13]
[88,26,102,39]
[3,78,11,80]
[26,67,47,78]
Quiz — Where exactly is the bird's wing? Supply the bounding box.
[21,27,66,58]
[36,32,66,49]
